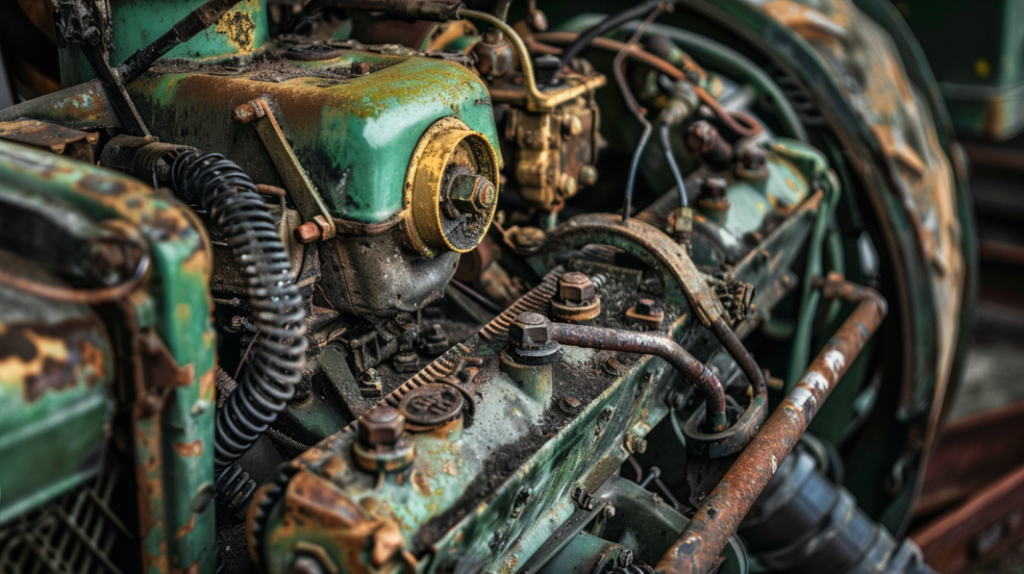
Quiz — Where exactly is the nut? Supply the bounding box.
[635,298,661,316]
[232,103,258,124]
[558,272,596,304]
[350,61,370,76]
[449,174,497,215]
[358,406,405,447]
[508,312,552,350]
[699,177,728,200]
[685,120,733,167]
[736,145,769,180]
[294,221,321,244]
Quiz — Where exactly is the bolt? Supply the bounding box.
[634,298,661,316]
[449,174,496,214]
[290,555,325,574]
[294,221,321,243]
[358,405,405,447]
[357,368,382,398]
[685,120,733,167]
[738,145,767,171]
[558,272,596,304]
[626,434,648,454]
[508,312,552,351]
[350,61,370,75]
[579,164,598,186]
[603,505,616,519]
[699,177,728,200]
[232,103,258,124]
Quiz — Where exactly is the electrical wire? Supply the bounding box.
[614,8,664,223]
[557,1,670,74]
[661,122,688,207]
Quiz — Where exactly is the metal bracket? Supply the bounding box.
[234,98,337,241]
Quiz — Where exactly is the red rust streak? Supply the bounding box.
[655,273,887,574]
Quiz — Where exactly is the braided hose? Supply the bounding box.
[170,152,307,468]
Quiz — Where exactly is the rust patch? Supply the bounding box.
[170,560,201,574]
[173,513,197,541]
[215,11,257,53]
[173,440,204,458]
[0,317,106,402]
[412,471,431,496]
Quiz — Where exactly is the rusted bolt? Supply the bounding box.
[635,298,661,316]
[358,405,405,447]
[626,298,664,328]
[449,174,497,215]
[508,312,552,350]
[604,358,623,375]
[294,221,321,244]
[685,120,733,167]
[603,505,616,519]
[507,312,560,364]
[357,368,382,398]
[579,164,598,186]
[736,145,769,180]
[558,272,596,304]
[350,61,370,76]
[523,130,540,148]
[699,177,728,200]
[626,433,648,454]
[232,103,259,124]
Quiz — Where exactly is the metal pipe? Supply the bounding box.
[549,322,729,431]
[655,274,887,574]
[710,317,766,397]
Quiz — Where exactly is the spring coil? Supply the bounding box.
[170,152,307,468]
[216,463,257,512]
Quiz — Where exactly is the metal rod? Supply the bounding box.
[549,322,729,431]
[117,0,243,83]
[655,274,887,574]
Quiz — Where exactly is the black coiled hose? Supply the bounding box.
[169,151,307,469]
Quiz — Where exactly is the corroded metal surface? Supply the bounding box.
[656,275,887,574]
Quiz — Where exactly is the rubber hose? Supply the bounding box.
[169,151,307,468]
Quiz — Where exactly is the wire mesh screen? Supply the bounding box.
[0,461,134,574]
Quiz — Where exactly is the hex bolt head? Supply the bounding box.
[449,174,497,215]
[508,312,553,351]
[737,145,767,171]
[699,177,728,200]
[358,405,405,447]
[559,272,596,304]
[634,298,661,316]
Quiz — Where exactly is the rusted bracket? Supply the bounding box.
[539,214,725,326]
[233,97,337,241]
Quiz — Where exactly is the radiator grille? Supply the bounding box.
[0,462,134,574]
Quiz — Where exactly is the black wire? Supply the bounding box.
[556,0,667,75]
[661,122,688,207]
[622,122,652,223]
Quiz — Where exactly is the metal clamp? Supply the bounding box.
[233,97,337,242]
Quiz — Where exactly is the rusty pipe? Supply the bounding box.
[655,274,887,574]
[710,317,767,398]
[549,322,729,431]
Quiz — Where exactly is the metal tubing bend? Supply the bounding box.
[549,322,729,431]
[655,275,887,574]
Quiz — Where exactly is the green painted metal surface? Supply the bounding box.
[0,252,113,525]
[59,0,269,87]
[0,141,218,573]
[894,0,1024,140]
[127,48,501,224]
